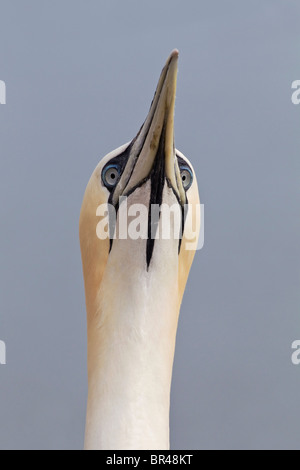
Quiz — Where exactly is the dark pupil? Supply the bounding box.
[182,174,186,181]
[110,172,116,179]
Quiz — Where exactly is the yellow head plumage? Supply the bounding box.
[80,50,200,318]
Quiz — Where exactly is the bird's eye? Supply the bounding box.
[102,164,121,188]
[180,167,193,190]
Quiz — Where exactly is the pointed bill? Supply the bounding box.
[112,49,186,206]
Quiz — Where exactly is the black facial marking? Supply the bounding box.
[104,144,190,267]
[176,154,193,173]
[175,153,192,253]
[103,144,132,194]
[146,124,166,269]
[104,144,132,249]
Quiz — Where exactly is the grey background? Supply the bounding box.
[0,0,299,450]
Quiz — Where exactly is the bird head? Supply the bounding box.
[79,50,200,315]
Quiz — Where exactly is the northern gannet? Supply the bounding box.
[80,50,200,450]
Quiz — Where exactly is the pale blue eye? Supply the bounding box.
[180,166,193,190]
[102,164,121,188]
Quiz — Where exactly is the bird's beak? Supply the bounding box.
[111,49,186,207]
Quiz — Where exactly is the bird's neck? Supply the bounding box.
[84,239,180,450]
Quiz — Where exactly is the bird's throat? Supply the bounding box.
[84,239,180,450]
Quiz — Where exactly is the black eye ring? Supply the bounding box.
[102,164,121,189]
[179,165,193,190]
